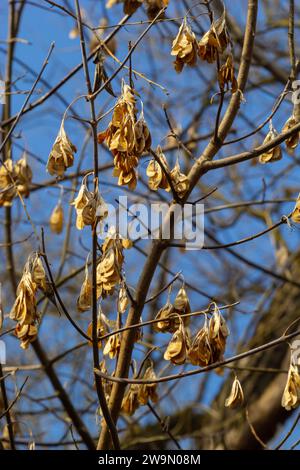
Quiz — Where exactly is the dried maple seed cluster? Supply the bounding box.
[121,363,158,416]
[103,333,121,359]
[98,83,151,189]
[171,19,198,73]
[198,13,229,63]
[71,177,108,230]
[47,122,77,177]
[282,105,300,151]
[0,154,32,207]
[106,0,169,19]
[218,54,238,93]
[171,14,234,86]
[259,102,300,165]
[169,161,189,198]
[225,377,244,409]
[9,254,48,349]
[146,149,189,198]
[164,321,190,365]
[155,293,229,369]
[189,305,229,367]
[154,286,191,333]
[281,360,300,411]
[96,230,132,299]
[146,146,170,191]
[259,126,282,164]
[87,315,108,349]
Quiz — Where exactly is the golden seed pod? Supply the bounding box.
[103,333,121,359]
[198,12,229,63]
[208,305,230,363]
[164,323,189,365]
[9,271,37,326]
[77,276,92,313]
[218,54,238,93]
[282,364,300,411]
[259,128,282,164]
[171,19,198,73]
[99,82,151,189]
[15,322,38,349]
[292,198,300,223]
[32,255,48,292]
[121,385,140,416]
[188,325,212,367]
[173,286,191,326]
[47,122,77,177]
[50,203,64,234]
[225,377,244,409]
[154,302,176,333]
[170,161,189,199]
[118,285,129,314]
[282,115,300,151]
[137,364,158,405]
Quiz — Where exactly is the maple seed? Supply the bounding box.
[218,54,238,93]
[282,364,300,411]
[282,114,300,151]
[96,230,128,299]
[208,304,230,363]
[9,253,47,348]
[98,82,151,190]
[118,285,129,314]
[259,127,282,164]
[49,203,64,234]
[225,377,244,409]
[47,122,77,177]
[103,333,121,359]
[164,322,189,365]
[146,146,170,192]
[71,179,108,230]
[291,196,300,223]
[198,12,229,63]
[171,19,198,73]
[15,323,38,350]
[188,319,212,367]
[77,263,92,313]
[0,154,32,207]
[137,364,158,405]
[154,301,175,333]
[169,161,189,199]
[121,384,140,416]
